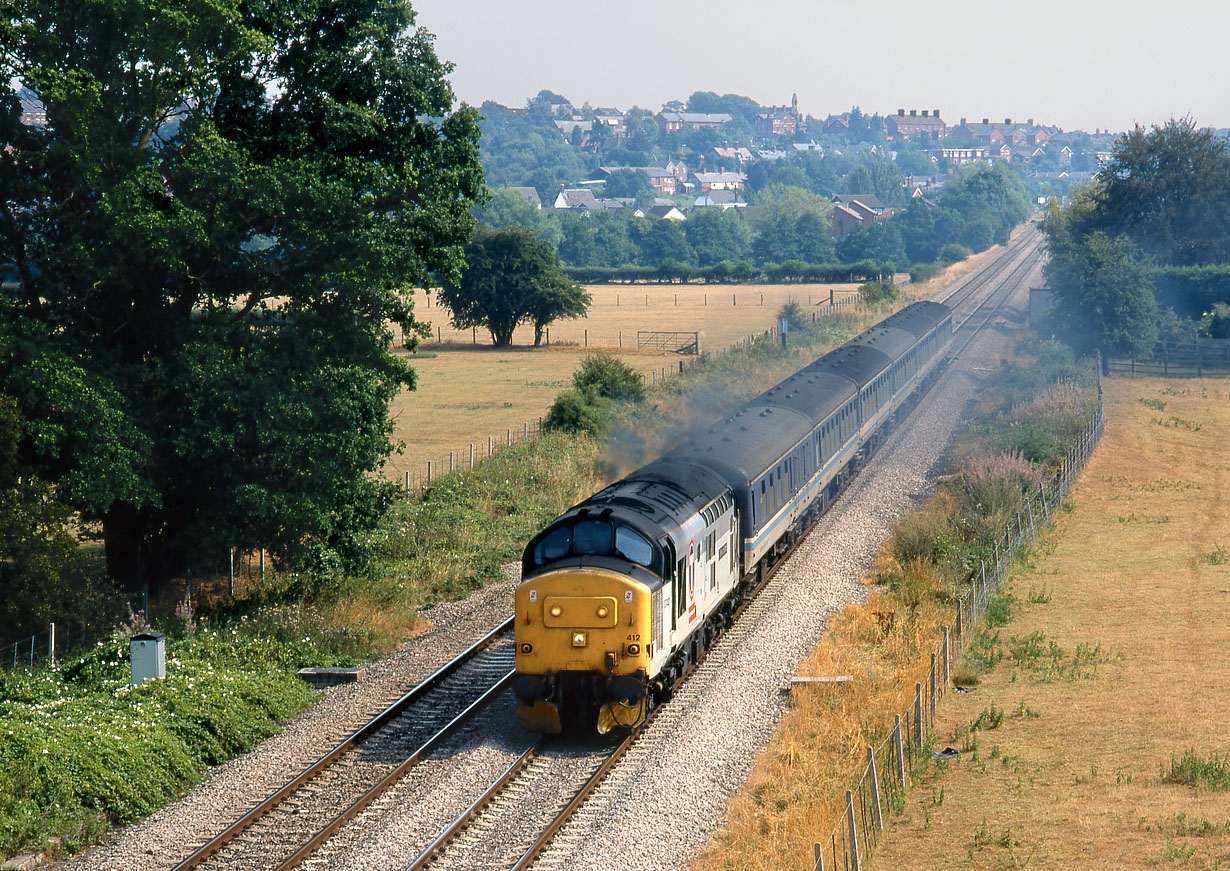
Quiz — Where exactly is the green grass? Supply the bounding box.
[1160,750,1230,792]
[0,608,346,858]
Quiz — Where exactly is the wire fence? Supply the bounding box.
[3,624,69,673]
[1110,337,1230,378]
[809,367,1105,871]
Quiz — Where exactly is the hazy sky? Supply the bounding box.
[410,0,1228,133]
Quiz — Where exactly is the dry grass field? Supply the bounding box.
[386,282,867,480]
[863,376,1230,870]
[381,248,1000,482]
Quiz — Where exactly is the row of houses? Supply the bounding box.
[507,184,891,239]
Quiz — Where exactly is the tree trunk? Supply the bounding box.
[533,322,544,346]
[102,503,163,598]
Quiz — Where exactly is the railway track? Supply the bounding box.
[170,619,516,871]
[165,229,1048,871]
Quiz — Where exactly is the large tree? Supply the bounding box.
[1086,118,1230,266]
[439,227,590,346]
[1043,212,1157,361]
[1,0,484,590]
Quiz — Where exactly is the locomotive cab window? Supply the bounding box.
[573,519,613,555]
[533,525,571,565]
[615,526,653,567]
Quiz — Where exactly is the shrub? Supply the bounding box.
[858,280,899,305]
[958,449,1043,518]
[1161,750,1230,791]
[909,262,940,284]
[572,353,645,402]
[543,388,611,436]
[776,298,809,332]
[938,243,973,264]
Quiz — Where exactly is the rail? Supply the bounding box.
[171,616,514,871]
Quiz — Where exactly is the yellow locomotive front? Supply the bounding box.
[514,566,654,733]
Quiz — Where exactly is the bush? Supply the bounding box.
[958,449,1043,519]
[776,298,809,333]
[859,280,899,305]
[543,388,611,436]
[938,243,973,264]
[909,262,940,284]
[572,353,645,402]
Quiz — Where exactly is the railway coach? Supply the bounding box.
[513,301,953,733]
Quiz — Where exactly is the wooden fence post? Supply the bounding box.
[813,842,824,871]
[943,627,950,685]
[846,790,860,871]
[893,715,906,788]
[929,652,937,718]
[867,746,883,830]
[914,683,923,748]
[955,599,963,645]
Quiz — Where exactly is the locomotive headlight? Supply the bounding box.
[572,632,587,648]
[596,605,609,618]
[550,605,563,618]
[520,642,533,654]
[626,643,641,656]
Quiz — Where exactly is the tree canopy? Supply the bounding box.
[1,0,484,590]
[1082,118,1230,266]
[439,227,590,346]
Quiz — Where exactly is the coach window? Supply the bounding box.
[573,519,613,555]
[534,525,571,565]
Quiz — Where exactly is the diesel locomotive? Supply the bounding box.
[513,301,953,733]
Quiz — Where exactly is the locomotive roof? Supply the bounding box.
[573,459,731,533]
[665,403,815,483]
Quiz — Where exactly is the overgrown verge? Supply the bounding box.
[693,337,1098,871]
[0,606,351,857]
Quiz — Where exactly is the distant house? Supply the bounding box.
[693,189,747,210]
[754,94,805,139]
[694,171,746,192]
[832,194,887,216]
[554,119,592,138]
[885,108,947,143]
[656,111,734,133]
[828,203,867,238]
[553,188,601,210]
[792,141,824,153]
[828,194,894,238]
[17,88,46,127]
[635,204,686,221]
[596,166,679,196]
[931,146,991,164]
[713,146,754,164]
[507,187,542,209]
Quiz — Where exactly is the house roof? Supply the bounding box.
[694,171,747,184]
[556,189,600,209]
[833,193,886,212]
[508,187,541,207]
[659,112,733,125]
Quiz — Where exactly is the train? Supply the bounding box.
[512,301,954,733]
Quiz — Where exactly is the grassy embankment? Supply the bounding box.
[866,376,1230,870]
[693,337,1104,871]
